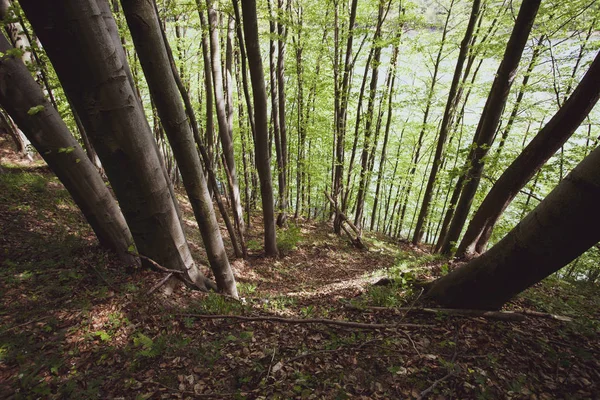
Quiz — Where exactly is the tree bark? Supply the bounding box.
[206,0,246,254]
[412,0,481,244]
[0,33,136,264]
[240,0,278,257]
[21,0,215,291]
[121,0,238,297]
[456,51,600,258]
[439,0,541,255]
[428,143,600,310]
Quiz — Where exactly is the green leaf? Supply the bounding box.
[27,105,44,115]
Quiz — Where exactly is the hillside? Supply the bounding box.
[1,137,599,399]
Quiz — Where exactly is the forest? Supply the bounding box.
[0,0,599,398]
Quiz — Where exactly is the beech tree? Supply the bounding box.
[20,0,216,291]
[427,143,600,310]
[240,0,278,256]
[456,51,600,258]
[121,0,238,297]
[438,0,542,255]
[0,33,136,264]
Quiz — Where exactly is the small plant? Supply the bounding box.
[277,223,301,253]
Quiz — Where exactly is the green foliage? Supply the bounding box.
[132,332,165,358]
[277,223,301,253]
[27,105,45,115]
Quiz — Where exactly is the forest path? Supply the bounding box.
[1,136,599,399]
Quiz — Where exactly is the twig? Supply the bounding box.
[265,348,277,381]
[89,264,118,292]
[417,370,455,400]
[178,313,430,330]
[147,273,174,295]
[127,251,184,275]
[401,330,421,357]
[417,328,460,400]
[147,380,236,398]
[347,305,527,322]
[1,316,51,334]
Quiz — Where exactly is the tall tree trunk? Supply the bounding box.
[267,0,285,227]
[332,0,358,234]
[276,0,289,226]
[206,0,246,254]
[0,33,136,264]
[412,0,481,244]
[439,0,541,255]
[195,3,216,175]
[354,0,389,228]
[427,143,600,310]
[456,51,600,258]
[21,0,215,291]
[121,0,238,297]
[240,0,278,257]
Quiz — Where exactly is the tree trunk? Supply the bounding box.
[412,0,481,244]
[206,0,246,254]
[0,33,136,264]
[439,0,541,255]
[353,0,388,228]
[240,0,278,257]
[121,0,238,297]
[427,143,600,310]
[21,0,215,291]
[276,0,289,226]
[456,51,600,258]
[332,0,358,234]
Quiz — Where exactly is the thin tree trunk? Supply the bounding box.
[240,0,278,256]
[206,0,246,254]
[439,0,541,255]
[412,0,481,244]
[456,52,600,258]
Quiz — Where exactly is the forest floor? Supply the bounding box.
[1,136,600,400]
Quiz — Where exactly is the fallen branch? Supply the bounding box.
[345,304,526,322]
[178,313,430,330]
[127,251,217,292]
[147,273,174,295]
[324,191,366,249]
[518,309,572,322]
[417,371,455,400]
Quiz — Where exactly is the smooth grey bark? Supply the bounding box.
[21,0,215,291]
[0,33,136,264]
[206,0,247,255]
[456,51,600,258]
[121,0,238,297]
[428,143,600,310]
[240,0,279,256]
[439,0,541,255]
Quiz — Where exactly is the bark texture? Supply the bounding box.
[456,51,600,258]
[0,33,135,264]
[20,0,214,290]
[240,0,278,256]
[121,0,238,297]
[428,143,600,310]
